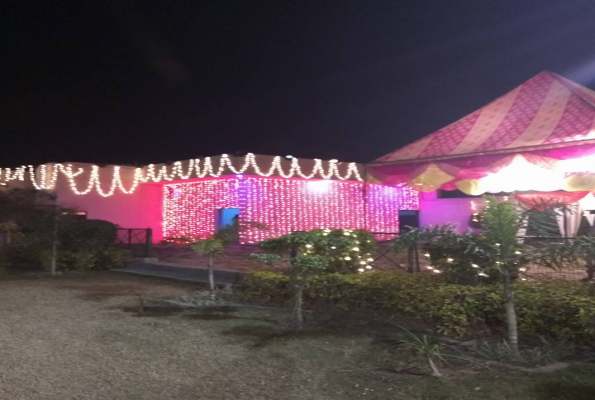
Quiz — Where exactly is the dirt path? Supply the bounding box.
[0,273,339,400]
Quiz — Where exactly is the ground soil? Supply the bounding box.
[0,272,593,400]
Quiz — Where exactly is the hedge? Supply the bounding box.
[241,271,595,340]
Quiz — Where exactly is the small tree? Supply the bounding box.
[190,218,269,300]
[255,252,328,329]
[393,196,573,351]
[190,239,224,301]
[252,229,376,328]
[481,197,523,351]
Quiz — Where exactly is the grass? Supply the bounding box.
[0,271,593,400]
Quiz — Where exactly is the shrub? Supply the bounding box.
[422,234,501,285]
[59,219,117,251]
[1,243,47,271]
[242,270,595,341]
[57,250,97,271]
[241,271,290,303]
[95,247,132,269]
[514,281,595,341]
[257,229,376,274]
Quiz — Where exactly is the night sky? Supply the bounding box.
[3,0,595,167]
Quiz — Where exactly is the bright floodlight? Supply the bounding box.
[307,180,331,193]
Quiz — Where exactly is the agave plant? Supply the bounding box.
[393,325,446,378]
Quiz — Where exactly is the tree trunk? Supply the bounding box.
[503,271,519,352]
[292,281,305,330]
[50,208,59,276]
[207,254,216,301]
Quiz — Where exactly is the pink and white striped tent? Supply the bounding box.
[370,71,595,194]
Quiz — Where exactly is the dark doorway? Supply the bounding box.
[399,210,419,232]
[216,208,240,232]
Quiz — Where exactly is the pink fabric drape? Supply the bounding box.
[370,142,595,187]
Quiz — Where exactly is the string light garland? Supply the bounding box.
[163,176,419,243]
[0,153,365,197]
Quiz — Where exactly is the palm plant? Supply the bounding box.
[394,325,446,378]
[190,238,224,301]
[393,196,578,352]
[481,196,523,351]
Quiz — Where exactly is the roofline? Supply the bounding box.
[368,138,595,166]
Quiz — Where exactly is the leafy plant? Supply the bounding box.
[252,235,329,329]
[250,229,373,328]
[257,229,376,273]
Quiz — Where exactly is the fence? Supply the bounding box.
[374,235,595,282]
[115,228,153,258]
[517,236,594,281]
[371,233,417,273]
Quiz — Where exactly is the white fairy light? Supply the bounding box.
[1,153,364,197]
[344,256,352,261]
[447,258,454,263]
[471,263,479,268]
[478,272,489,277]
[365,265,372,269]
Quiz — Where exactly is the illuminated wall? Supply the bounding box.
[163,176,419,243]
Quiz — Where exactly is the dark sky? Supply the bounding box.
[3,0,595,167]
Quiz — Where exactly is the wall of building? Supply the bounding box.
[419,191,475,232]
[1,155,372,244]
[162,176,419,243]
[52,165,164,241]
[2,158,424,243]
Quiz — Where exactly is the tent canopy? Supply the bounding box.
[371,71,595,194]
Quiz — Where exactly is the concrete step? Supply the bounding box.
[114,260,246,285]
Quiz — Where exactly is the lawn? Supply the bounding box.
[0,272,593,400]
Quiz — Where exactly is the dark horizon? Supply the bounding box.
[3,0,595,167]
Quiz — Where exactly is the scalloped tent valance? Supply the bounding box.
[370,71,595,194]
